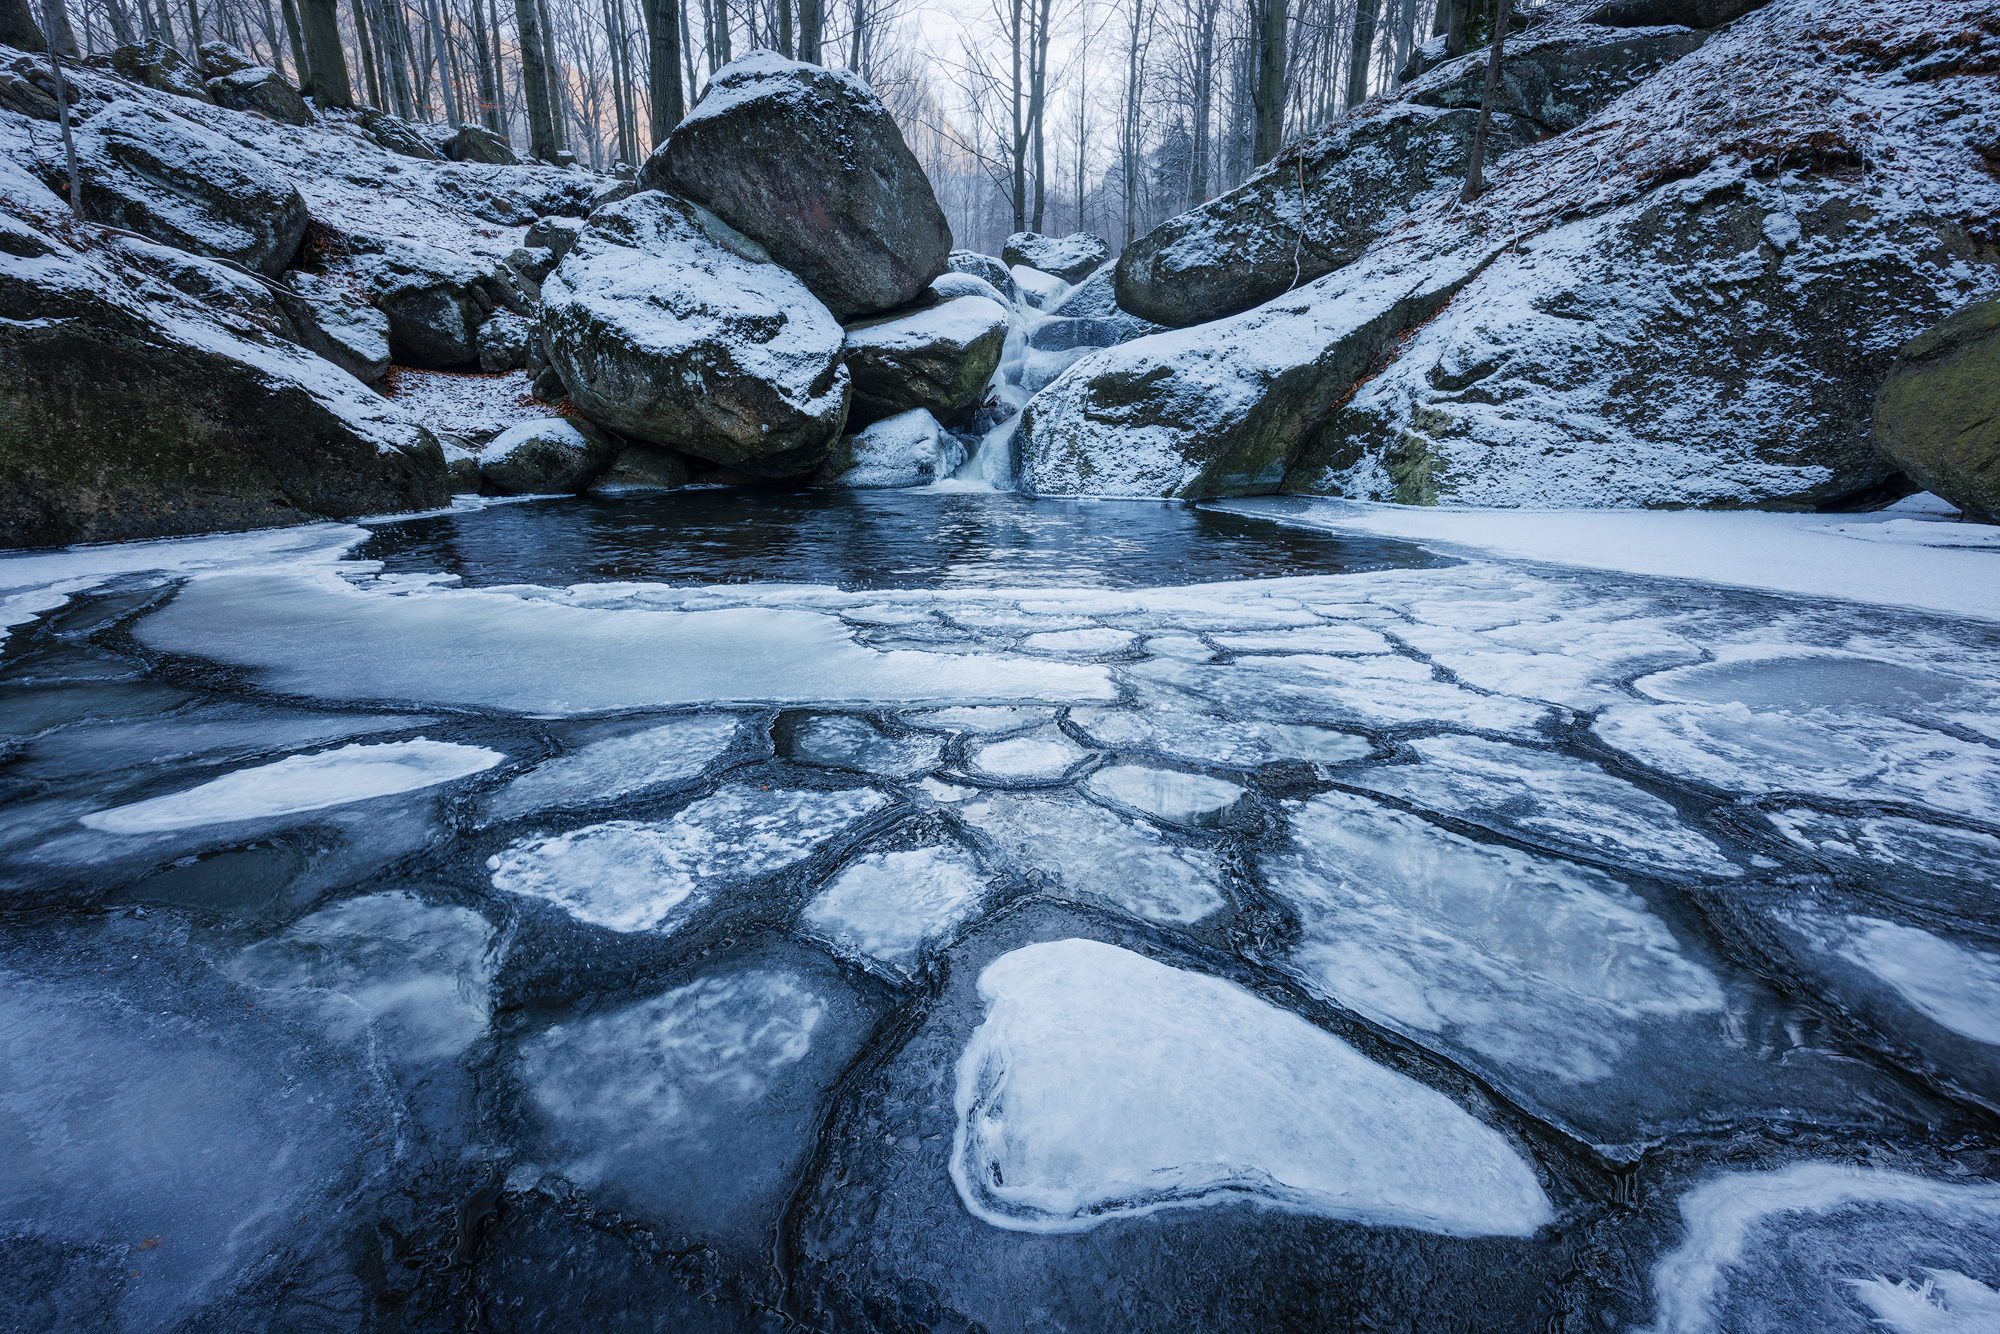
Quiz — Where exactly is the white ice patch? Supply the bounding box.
[1850,1271,2000,1334]
[1021,627,1138,655]
[1129,652,1552,736]
[792,715,944,777]
[961,728,1093,781]
[1267,791,1724,1084]
[80,738,502,833]
[1637,652,1973,712]
[489,785,888,931]
[1210,625,1394,654]
[950,939,1553,1236]
[483,715,740,821]
[1085,765,1247,827]
[224,891,496,1059]
[1071,707,1375,767]
[1349,735,1738,880]
[909,706,1054,734]
[1812,917,2000,1046]
[1638,1164,2000,1334]
[802,846,989,971]
[957,791,1224,924]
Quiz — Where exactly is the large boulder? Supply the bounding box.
[282,272,393,384]
[1003,232,1110,285]
[195,40,259,77]
[0,209,446,548]
[109,40,212,102]
[1871,301,2000,523]
[477,311,534,373]
[814,409,964,489]
[478,417,617,494]
[842,295,1009,427]
[352,239,529,367]
[1406,27,1709,134]
[354,107,442,160]
[207,66,312,126]
[947,250,1015,301]
[592,442,693,493]
[540,190,851,476]
[444,124,518,165]
[640,50,951,320]
[524,214,584,262]
[1585,0,1769,27]
[73,100,308,278]
[1114,104,1537,329]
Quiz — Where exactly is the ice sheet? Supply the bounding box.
[961,728,1094,781]
[1084,764,1248,827]
[802,846,989,970]
[80,738,502,833]
[791,715,945,777]
[950,939,1553,1236]
[1128,653,1553,736]
[1069,707,1376,767]
[956,791,1224,923]
[482,715,742,821]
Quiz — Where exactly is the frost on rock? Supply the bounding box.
[225,891,497,1060]
[1636,1164,2000,1334]
[540,190,851,475]
[949,939,1554,1236]
[483,715,741,821]
[789,714,944,777]
[1071,707,1376,767]
[1349,735,1738,879]
[1084,764,1249,827]
[957,791,1224,923]
[80,738,502,834]
[489,784,888,931]
[802,845,990,971]
[1266,791,1723,1087]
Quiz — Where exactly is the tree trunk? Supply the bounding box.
[1344,0,1379,108]
[1008,0,1024,233]
[515,0,557,156]
[537,0,564,148]
[184,0,201,46]
[470,0,499,126]
[105,0,137,46]
[775,0,788,57]
[678,0,696,104]
[797,0,816,63]
[39,0,81,214]
[300,0,352,104]
[711,0,727,66]
[1443,0,1465,58]
[642,0,682,149]
[421,0,459,121]
[279,0,308,84]
[354,0,382,105]
[1028,0,1051,231]
[1251,0,1284,163]
[486,0,507,129]
[1458,0,1508,201]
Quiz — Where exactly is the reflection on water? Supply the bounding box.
[359,489,1448,591]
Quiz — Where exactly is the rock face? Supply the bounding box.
[0,210,446,548]
[281,272,393,383]
[1115,104,1537,329]
[947,250,1015,302]
[842,295,1009,427]
[814,409,965,488]
[1406,28,1708,134]
[353,239,529,367]
[524,215,584,262]
[1003,233,1111,284]
[478,417,618,494]
[1871,301,2000,523]
[355,107,442,160]
[445,124,517,164]
[110,40,212,102]
[74,100,309,278]
[1585,0,1768,27]
[540,190,851,476]
[642,51,951,320]
[206,65,312,125]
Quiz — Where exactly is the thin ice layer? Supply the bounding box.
[1085,765,1247,826]
[958,791,1224,923]
[489,785,888,931]
[1639,1164,2000,1334]
[791,715,944,777]
[80,738,503,833]
[950,939,1553,1236]
[1266,791,1724,1084]
[802,846,989,969]
[1128,652,1551,736]
[962,728,1093,780]
[1070,707,1375,767]
[483,715,741,820]
[1786,913,2000,1047]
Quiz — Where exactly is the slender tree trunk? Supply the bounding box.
[154,0,177,48]
[279,0,308,82]
[1251,0,1284,163]
[514,0,557,156]
[39,0,82,214]
[678,0,695,103]
[255,0,283,75]
[846,0,858,68]
[797,0,816,63]
[486,0,506,129]
[711,0,726,66]
[1188,0,1212,207]
[536,0,563,147]
[1008,0,1024,233]
[470,0,498,125]
[420,0,457,120]
[774,0,787,56]
[1442,0,1464,58]
[299,0,351,102]
[1028,0,1050,231]
[184,0,201,46]
[1344,0,1378,107]
[641,0,681,148]
[1458,0,1507,201]
[354,0,382,103]
[104,0,137,45]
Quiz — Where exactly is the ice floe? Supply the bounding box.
[1084,764,1249,827]
[802,846,990,971]
[1129,652,1552,736]
[949,939,1553,1236]
[1021,627,1139,655]
[1069,706,1375,767]
[789,714,945,777]
[483,715,741,821]
[907,705,1055,734]
[80,738,502,834]
[957,791,1224,923]
[960,727,1094,781]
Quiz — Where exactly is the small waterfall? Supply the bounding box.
[951,282,1060,491]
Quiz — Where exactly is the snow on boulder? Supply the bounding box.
[205,64,311,126]
[1009,263,1068,311]
[1115,104,1537,330]
[642,50,952,321]
[541,190,851,477]
[476,310,534,372]
[479,417,618,494]
[814,408,965,489]
[109,39,212,102]
[1404,24,1709,134]
[949,939,1554,1236]
[1002,231,1111,285]
[946,249,1015,301]
[0,205,447,547]
[1019,245,1493,499]
[1871,299,2000,524]
[73,99,307,278]
[352,238,529,367]
[842,294,1009,427]
[443,124,517,165]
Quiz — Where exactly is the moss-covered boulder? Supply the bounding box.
[1872,301,2000,523]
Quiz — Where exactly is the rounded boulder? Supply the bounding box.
[1872,299,2000,523]
[479,417,618,494]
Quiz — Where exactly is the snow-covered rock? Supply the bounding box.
[353,105,442,160]
[524,213,584,261]
[443,123,517,164]
[945,249,1015,301]
[814,409,965,488]
[73,99,308,278]
[282,273,393,383]
[1586,0,1769,26]
[1405,24,1709,134]
[476,309,534,372]
[1003,231,1111,284]
[1871,299,2000,524]
[642,50,952,320]
[1115,104,1536,329]
[478,417,617,494]
[842,294,1009,426]
[109,38,211,102]
[541,190,851,476]
[352,237,529,367]
[205,64,310,126]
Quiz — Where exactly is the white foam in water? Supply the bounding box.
[225,891,497,1059]
[490,785,889,931]
[792,715,944,777]
[1267,791,1724,1083]
[949,939,1554,1237]
[1349,735,1739,879]
[802,846,989,970]
[80,738,502,833]
[963,728,1093,780]
[1071,707,1375,768]
[484,715,740,820]
[1638,1163,2000,1334]
[1085,764,1247,826]
[957,791,1224,923]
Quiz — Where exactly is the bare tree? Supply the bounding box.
[1118,0,1150,243]
[300,0,353,103]
[1458,0,1507,200]
[515,0,558,154]
[1341,0,1374,105]
[641,0,682,146]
